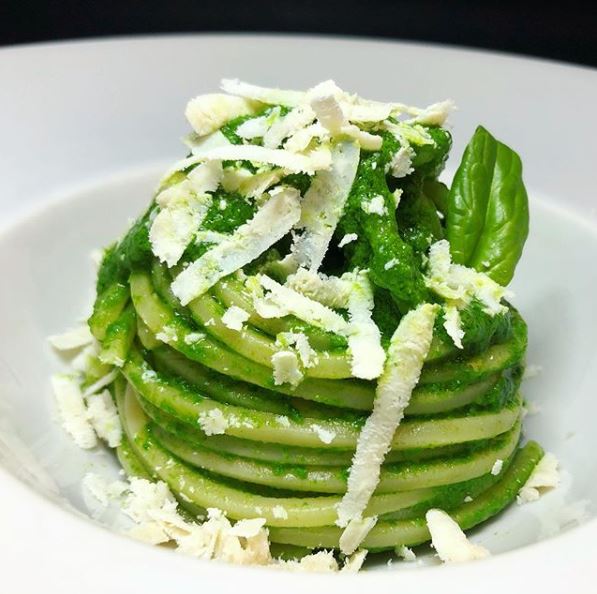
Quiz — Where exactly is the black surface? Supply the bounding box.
[2,0,596,68]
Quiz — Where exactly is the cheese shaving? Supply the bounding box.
[52,374,97,449]
[257,274,350,334]
[339,516,378,555]
[283,140,359,272]
[425,240,511,315]
[221,305,250,331]
[426,509,490,563]
[172,187,301,305]
[221,78,305,107]
[185,93,258,136]
[337,303,438,529]
[48,325,94,351]
[517,453,560,504]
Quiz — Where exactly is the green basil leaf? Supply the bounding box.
[446,126,529,286]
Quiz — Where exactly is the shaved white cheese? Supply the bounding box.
[172,144,331,176]
[276,332,317,368]
[396,545,417,562]
[221,305,250,331]
[283,140,359,272]
[278,550,339,573]
[491,459,504,475]
[271,350,303,387]
[194,230,228,246]
[411,99,455,126]
[307,81,382,150]
[83,473,127,507]
[311,424,336,445]
[392,189,403,210]
[337,303,438,528]
[308,80,346,132]
[344,270,385,380]
[185,94,258,136]
[343,97,391,123]
[426,509,490,563]
[52,374,97,449]
[172,187,301,305]
[150,187,214,267]
[384,258,399,271]
[338,233,358,248]
[517,453,560,504]
[221,78,305,107]
[184,332,206,345]
[425,240,511,316]
[286,268,351,309]
[228,517,267,538]
[342,550,368,573]
[384,120,434,146]
[339,516,378,555]
[198,409,229,436]
[48,325,94,351]
[184,130,231,154]
[187,160,224,194]
[235,108,279,140]
[443,304,464,349]
[86,389,122,448]
[82,369,118,398]
[263,104,316,149]
[362,195,387,216]
[388,145,414,178]
[257,274,350,334]
[284,122,327,153]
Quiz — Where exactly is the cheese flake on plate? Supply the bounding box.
[426,508,490,563]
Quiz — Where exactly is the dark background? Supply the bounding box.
[2,0,596,68]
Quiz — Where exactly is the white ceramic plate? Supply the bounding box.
[1,34,596,594]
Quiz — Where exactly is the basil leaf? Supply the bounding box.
[446,126,529,286]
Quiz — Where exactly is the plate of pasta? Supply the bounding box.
[1,34,596,593]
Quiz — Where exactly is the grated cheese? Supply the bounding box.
[185,94,258,136]
[388,145,414,178]
[443,304,465,349]
[257,274,350,334]
[276,331,318,368]
[52,374,97,449]
[285,268,351,309]
[263,104,316,149]
[283,140,360,272]
[339,516,378,555]
[410,99,456,126]
[491,459,504,476]
[221,305,250,332]
[425,240,511,315]
[361,194,387,216]
[150,187,214,267]
[271,350,303,387]
[48,325,94,351]
[221,78,305,107]
[337,303,438,529]
[86,389,122,448]
[517,453,560,504]
[198,409,229,436]
[344,270,386,380]
[172,187,301,305]
[338,233,358,248]
[426,509,490,563]
[310,423,336,445]
[396,545,417,562]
